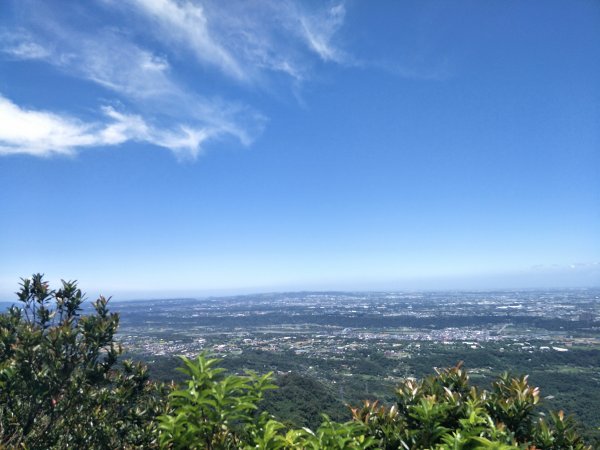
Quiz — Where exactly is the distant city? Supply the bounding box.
[109,289,600,359]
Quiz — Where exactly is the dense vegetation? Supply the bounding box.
[147,344,600,443]
[0,276,594,449]
[0,275,166,448]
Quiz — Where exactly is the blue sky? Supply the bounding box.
[0,0,599,299]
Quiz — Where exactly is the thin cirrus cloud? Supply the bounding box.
[1,26,262,139]
[117,0,348,80]
[0,29,258,158]
[0,0,348,159]
[0,29,50,60]
[299,3,347,63]
[122,0,247,81]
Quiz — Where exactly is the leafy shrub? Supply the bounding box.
[0,274,166,449]
[160,357,591,449]
[351,363,591,449]
[158,354,374,449]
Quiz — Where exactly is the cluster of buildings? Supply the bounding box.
[116,289,599,359]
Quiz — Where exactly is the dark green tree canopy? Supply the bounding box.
[0,274,165,449]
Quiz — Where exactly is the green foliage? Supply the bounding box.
[0,274,166,449]
[160,357,591,449]
[351,362,591,450]
[158,354,375,450]
[260,371,350,429]
[158,354,276,449]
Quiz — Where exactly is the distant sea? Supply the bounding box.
[0,301,13,311]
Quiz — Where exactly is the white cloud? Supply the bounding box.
[1,26,186,102]
[299,4,346,63]
[120,0,348,81]
[125,0,246,80]
[2,29,177,101]
[97,107,150,146]
[80,41,173,100]
[0,0,347,160]
[0,26,263,157]
[152,126,212,159]
[0,94,220,158]
[0,96,97,156]
[3,40,50,59]
[0,29,51,59]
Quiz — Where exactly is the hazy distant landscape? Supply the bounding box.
[81,289,598,440]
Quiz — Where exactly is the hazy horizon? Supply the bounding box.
[1,266,599,302]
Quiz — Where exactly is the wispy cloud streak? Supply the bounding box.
[124,0,246,80]
[0,94,217,158]
[0,29,50,59]
[0,0,349,158]
[299,4,346,63]
[0,27,263,157]
[120,0,349,81]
